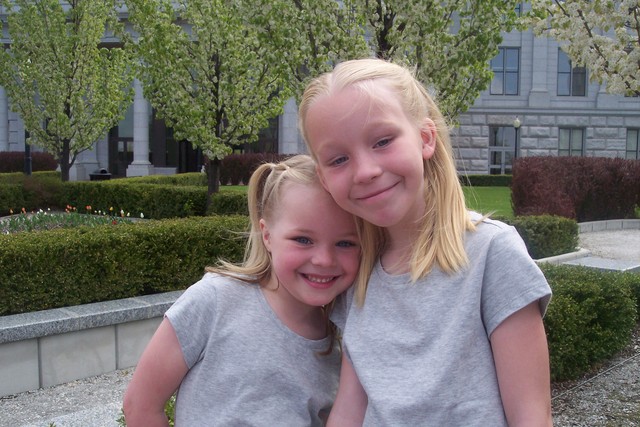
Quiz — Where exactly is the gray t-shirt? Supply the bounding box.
[166,273,340,426]
[338,214,552,426]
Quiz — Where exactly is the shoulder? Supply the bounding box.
[175,273,258,307]
[467,212,526,254]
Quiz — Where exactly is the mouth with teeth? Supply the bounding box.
[303,273,337,289]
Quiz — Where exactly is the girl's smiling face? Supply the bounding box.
[260,181,360,310]
[304,84,436,237]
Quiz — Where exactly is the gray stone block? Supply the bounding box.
[0,339,39,396]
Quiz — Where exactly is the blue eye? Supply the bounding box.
[331,156,348,166]
[337,240,358,248]
[374,138,391,148]
[294,237,312,244]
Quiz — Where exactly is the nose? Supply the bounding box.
[353,153,382,183]
[311,245,336,267]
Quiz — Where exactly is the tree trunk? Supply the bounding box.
[206,157,221,212]
[60,139,71,182]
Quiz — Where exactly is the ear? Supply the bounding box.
[420,118,437,160]
[315,164,330,192]
[259,218,272,252]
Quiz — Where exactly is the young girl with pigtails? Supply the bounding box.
[124,154,360,426]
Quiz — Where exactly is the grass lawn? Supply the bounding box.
[462,186,513,218]
[222,185,514,218]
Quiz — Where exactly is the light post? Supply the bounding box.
[24,132,32,176]
[512,116,521,160]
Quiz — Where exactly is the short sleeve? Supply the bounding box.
[165,275,219,368]
[481,226,552,336]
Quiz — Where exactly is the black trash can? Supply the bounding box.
[89,168,112,181]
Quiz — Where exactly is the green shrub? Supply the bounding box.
[540,264,637,381]
[0,184,25,214]
[0,172,64,213]
[0,215,249,315]
[62,182,208,219]
[459,174,512,187]
[209,191,249,215]
[501,215,578,259]
[114,173,206,187]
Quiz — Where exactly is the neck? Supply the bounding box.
[260,277,326,340]
[381,223,418,275]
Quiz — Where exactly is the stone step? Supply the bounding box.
[562,256,640,273]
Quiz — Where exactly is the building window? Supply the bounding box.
[627,129,639,159]
[558,128,584,156]
[490,48,519,95]
[489,126,517,174]
[558,50,586,96]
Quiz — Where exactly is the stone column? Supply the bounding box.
[127,79,153,177]
[528,34,550,108]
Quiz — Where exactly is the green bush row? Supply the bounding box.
[1,175,249,219]
[1,213,637,382]
[459,174,512,187]
[540,264,639,381]
[0,216,249,316]
[112,172,207,187]
[62,182,209,219]
[0,172,64,212]
[501,215,579,260]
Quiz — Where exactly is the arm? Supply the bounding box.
[123,318,189,427]
[327,351,368,426]
[491,302,553,427]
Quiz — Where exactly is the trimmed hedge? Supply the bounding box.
[459,174,512,187]
[62,182,209,219]
[0,215,249,316]
[501,215,578,260]
[2,173,249,219]
[0,172,64,213]
[114,172,207,187]
[540,264,639,381]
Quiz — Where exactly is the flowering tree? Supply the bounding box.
[357,0,521,120]
[528,0,640,97]
[0,0,135,181]
[126,0,366,205]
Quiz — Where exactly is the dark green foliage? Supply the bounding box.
[0,184,25,214]
[0,172,64,213]
[209,191,249,215]
[459,174,512,187]
[62,182,208,218]
[511,156,640,221]
[540,264,637,381]
[116,172,207,187]
[0,215,249,315]
[0,151,58,172]
[0,171,61,184]
[501,215,579,259]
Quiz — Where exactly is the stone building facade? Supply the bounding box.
[1,3,638,180]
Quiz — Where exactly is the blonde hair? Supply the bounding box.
[298,58,475,306]
[208,155,318,279]
[206,154,341,353]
